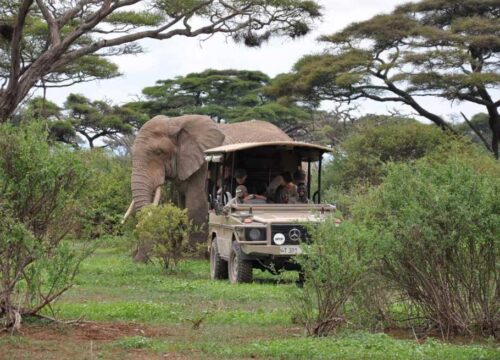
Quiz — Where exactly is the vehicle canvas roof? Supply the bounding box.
[205,141,332,162]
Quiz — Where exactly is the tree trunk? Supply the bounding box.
[488,111,499,160]
[0,92,18,123]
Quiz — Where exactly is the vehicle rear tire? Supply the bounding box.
[228,242,253,283]
[210,238,228,280]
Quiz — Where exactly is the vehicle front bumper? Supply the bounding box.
[240,243,303,257]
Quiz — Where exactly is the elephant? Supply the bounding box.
[124,114,291,260]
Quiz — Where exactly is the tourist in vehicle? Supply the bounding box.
[225,185,266,208]
[218,166,242,195]
[267,171,294,200]
[227,167,266,196]
[292,183,311,204]
[274,184,290,204]
[293,169,306,186]
[223,167,246,193]
[224,185,248,209]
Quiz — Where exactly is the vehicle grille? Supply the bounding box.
[271,224,309,245]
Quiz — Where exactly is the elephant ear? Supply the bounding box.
[176,115,225,181]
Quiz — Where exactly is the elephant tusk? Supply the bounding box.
[121,200,135,224]
[153,186,162,206]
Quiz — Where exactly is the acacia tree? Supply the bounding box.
[268,0,500,157]
[138,69,272,122]
[24,94,146,147]
[0,0,321,122]
[64,93,142,148]
[132,69,312,137]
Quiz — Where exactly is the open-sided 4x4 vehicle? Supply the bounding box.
[205,141,335,283]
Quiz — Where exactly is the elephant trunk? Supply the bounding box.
[130,163,165,263]
[131,159,165,212]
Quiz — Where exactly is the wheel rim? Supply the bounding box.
[210,242,216,278]
[230,251,238,282]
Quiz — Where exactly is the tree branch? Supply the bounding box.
[51,2,249,71]
[460,112,492,152]
[36,0,61,46]
[8,0,34,91]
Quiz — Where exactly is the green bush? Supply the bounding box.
[77,149,132,239]
[134,204,192,271]
[353,150,500,337]
[292,217,373,336]
[0,123,92,328]
[323,121,451,193]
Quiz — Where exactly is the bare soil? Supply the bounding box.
[0,322,190,360]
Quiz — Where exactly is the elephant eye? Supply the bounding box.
[149,148,163,156]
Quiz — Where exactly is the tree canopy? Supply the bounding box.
[130,69,313,138]
[0,0,321,122]
[268,0,500,157]
[25,94,146,148]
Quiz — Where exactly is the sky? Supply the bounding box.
[44,0,485,123]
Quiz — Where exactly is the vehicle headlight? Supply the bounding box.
[273,233,286,245]
[245,228,265,241]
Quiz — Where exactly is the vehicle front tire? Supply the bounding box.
[210,238,228,280]
[228,242,253,284]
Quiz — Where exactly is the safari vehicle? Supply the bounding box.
[205,141,335,283]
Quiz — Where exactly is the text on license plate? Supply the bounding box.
[280,245,301,255]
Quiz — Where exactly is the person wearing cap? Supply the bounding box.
[235,184,248,204]
[223,167,247,194]
[225,185,266,209]
[228,167,265,196]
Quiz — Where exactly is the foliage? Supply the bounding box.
[23,95,146,148]
[322,118,451,194]
[0,0,321,122]
[0,122,93,328]
[63,93,141,148]
[268,0,500,157]
[455,112,492,147]
[293,217,372,336]
[135,204,192,271]
[352,148,500,337]
[13,244,497,359]
[132,69,312,138]
[76,149,132,239]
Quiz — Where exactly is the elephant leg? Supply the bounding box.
[185,166,209,248]
[133,243,152,263]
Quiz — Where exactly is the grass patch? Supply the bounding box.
[199,332,500,359]
[10,242,494,360]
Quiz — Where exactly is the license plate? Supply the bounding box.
[280,245,301,255]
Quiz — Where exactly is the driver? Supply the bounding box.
[224,185,248,209]
[225,185,266,208]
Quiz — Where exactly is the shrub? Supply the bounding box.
[134,204,192,271]
[77,149,132,239]
[322,121,451,193]
[0,123,92,329]
[292,217,373,336]
[353,152,500,337]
